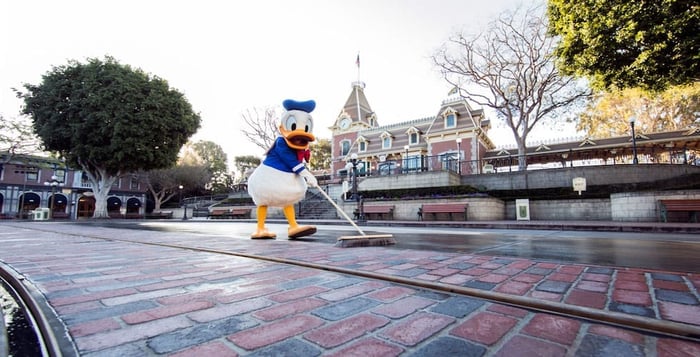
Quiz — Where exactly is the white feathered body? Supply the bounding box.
[247,164,307,207]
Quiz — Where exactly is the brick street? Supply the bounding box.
[1,221,699,356]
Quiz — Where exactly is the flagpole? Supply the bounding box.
[355,52,362,123]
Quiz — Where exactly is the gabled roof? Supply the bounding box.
[424,97,485,136]
[340,81,376,127]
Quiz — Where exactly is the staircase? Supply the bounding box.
[297,189,339,219]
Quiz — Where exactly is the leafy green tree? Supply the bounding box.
[579,83,700,138]
[434,4,590,170]
[309,138,331,171]
[192,140,230,193]
[548,0,700,91]
[233,155,261,183]
[17,56,201,218]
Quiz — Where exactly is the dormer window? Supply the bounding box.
[380,131,393,150]
[357,136,369,152]
[406,126,421,145]
[446,114,456,128]
[366,112,377,127]
[382,137,391,149]
[442,108,458,128]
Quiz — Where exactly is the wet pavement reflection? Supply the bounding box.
[85,221,700,273]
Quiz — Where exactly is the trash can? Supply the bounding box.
[515,199,530,221]
[32,208,50,221]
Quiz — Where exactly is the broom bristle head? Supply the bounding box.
[335,234,396,248]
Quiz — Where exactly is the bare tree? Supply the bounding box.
[144,164,211,211]
[241,106,280,152]
[433,5,590,170]
[0,114,41,157]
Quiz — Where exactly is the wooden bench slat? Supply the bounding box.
[208,207,253,219]
[362,205,394,213]
[353,205,394,220]
[418,203,468,221]
[659,199,700,222]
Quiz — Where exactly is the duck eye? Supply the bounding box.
[285,115,297,131]
[305,118,313,132]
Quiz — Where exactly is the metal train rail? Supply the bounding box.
[0,263,78,357]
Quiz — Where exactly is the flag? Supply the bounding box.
[448,86,459,95]
[356,53,360,68]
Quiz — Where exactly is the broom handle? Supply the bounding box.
[315,187,367,236]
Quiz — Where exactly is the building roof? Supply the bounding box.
[339,81,376,126]
[483,127,700,165]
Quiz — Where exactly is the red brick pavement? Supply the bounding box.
[0,223,699,356]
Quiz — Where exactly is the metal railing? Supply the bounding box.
[335,151,699,179]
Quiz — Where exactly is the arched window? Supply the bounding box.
[126,198,141,214]
[107,197,122,212]
[340,140,351,156]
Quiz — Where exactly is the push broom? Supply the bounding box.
[315,188,396,247]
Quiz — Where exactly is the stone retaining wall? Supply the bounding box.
[611,190,700,222]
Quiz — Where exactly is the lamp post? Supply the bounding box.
[345,153,364,223]
[629,116,639,164]
[179,185,188,220]
[403,145,409,173]
[455,138,462,174]
[44,175,62,219]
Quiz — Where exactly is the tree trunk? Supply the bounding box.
[517,145,527,171]
[91,175,118,218]
[92,185,110,218]
[78,161,118,219]
[516,137,528,171]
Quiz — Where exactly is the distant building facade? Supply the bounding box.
[329,81,700,179]
[0,153,147,219]
[329,81,494,179]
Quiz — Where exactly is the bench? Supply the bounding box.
[354,205,394,220]
[207,207,253,219]
[145,211,173,219]
[418,203,468,221]
[659,199,700,222]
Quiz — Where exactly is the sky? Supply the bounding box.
[1,0,535,166]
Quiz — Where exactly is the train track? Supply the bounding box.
[0,263,78,357]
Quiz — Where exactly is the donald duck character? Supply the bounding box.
[247,99,319,239]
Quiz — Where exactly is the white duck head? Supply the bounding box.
[279,99,316,150]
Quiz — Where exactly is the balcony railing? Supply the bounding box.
[338,151,699,179]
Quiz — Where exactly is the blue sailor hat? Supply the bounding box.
[283,99,316,113]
